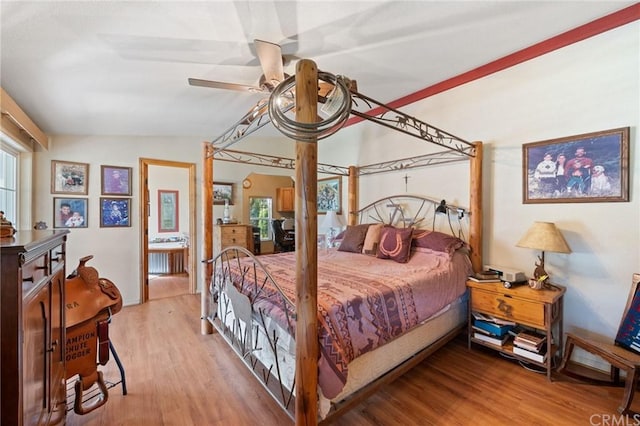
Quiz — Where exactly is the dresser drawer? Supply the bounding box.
[221,227,247,244]
[471,288,545,328]
[21,254,49,296]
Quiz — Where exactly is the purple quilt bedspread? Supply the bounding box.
[219,248,471,398]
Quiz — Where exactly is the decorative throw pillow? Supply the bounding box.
[376,226,414,263]
[362,223,384,256]
[412,230,466,255]
[337,224,371,253]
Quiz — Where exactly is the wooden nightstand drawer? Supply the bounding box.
[471,288,545,328]
[221,227,247,240]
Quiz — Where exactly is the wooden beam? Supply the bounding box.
[201,142,214,335]
[0,87,48,149]
[469,141,483,273]
[348,166,358,226]
[294,59,319,426]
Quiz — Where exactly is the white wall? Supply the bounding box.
[33,134,295,305]
[322,22,640,367]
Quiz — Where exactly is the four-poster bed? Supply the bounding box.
[201,60,483,424]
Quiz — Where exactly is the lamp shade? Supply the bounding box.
[322,211,343,229]
[516,221,571,254]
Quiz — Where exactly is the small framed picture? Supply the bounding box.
[53,197,88,228]
[158,190,178,232]
[101,165,132,195]
[317,176,342,214]
[100,198,131,227]
[51,160,89,195]
[213,182,233,205]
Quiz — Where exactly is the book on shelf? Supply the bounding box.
[513,345,548,363]
[473,319,514,337]
[473,332,509,347]
[514,330,546,347]
[513,339,543,351]
[472,312,516,326]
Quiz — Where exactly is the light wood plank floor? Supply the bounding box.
[148,273,189,300]
[66,292,639,425]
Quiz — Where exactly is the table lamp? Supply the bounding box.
[322,211,344,248]
[516,221,571,289]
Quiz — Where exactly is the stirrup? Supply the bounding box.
[73,371,109,415]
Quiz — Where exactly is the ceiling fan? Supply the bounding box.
[188,39,290,94]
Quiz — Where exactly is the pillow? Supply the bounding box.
[412,230,465,255]
[376,226,414,263]
[362,223,384,256]
[337,224,371,253]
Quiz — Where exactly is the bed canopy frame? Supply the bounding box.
[201,60,483,425]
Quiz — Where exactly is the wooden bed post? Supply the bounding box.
[348,166,358,226]
[201,142,214,335]
[469,141,483,273]
[294,60,319,425]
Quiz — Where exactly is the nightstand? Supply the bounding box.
[467,280,566,380]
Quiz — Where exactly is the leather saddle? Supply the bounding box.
[65,255,122,415]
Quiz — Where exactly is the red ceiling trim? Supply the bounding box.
[345,3,640,127]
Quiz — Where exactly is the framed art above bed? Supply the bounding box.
[523,127,629,204]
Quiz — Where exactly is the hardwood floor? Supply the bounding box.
[148,273,189,299]
[66,292,638,425]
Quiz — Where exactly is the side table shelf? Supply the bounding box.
[467,280,566,380]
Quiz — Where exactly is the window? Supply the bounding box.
[249,197,273,241]
[0,146,18,227]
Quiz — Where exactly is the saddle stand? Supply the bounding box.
[65,255,126,415]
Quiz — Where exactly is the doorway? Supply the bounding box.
[139,158,197,303]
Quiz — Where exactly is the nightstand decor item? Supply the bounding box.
[516,221,571,289]
[322,210,344,248]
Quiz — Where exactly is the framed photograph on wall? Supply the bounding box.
[51,160,89,195]
[101,165,132,195]
[317,176,342,214]
[213,182,233,205]
[158,190,179,232]
[53,197,88,228]
[523,127,629,204]
[100,198,131,227]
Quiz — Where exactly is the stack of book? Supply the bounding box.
[513,330,548,362]
[471,312,515,346]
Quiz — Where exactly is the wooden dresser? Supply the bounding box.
[1,230,69,425]
[213,224,254,257]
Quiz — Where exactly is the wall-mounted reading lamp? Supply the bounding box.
[436,199,466,219]
[435,200,447,214]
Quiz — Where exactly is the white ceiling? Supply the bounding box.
[0,1,634,139]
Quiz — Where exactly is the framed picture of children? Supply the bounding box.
[100,198,131,227]
[522,127,629,204]
[53,197,88,228]
[51,160,89,195]
[101,165,132,196]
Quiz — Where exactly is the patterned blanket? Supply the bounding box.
[217,248,471,399]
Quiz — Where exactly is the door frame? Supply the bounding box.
[139,158,197,303]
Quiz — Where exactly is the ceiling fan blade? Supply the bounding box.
[254,39,284,84]
[188,78,266,93]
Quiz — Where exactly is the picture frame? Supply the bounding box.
[100,197,131,227]
[101,165,132,195]
[53,197,88,228]
[51,160,89,195]
[317,176,342,214]
[523,127,629,204]
[158,190,179,232]
[213,182,233,205]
